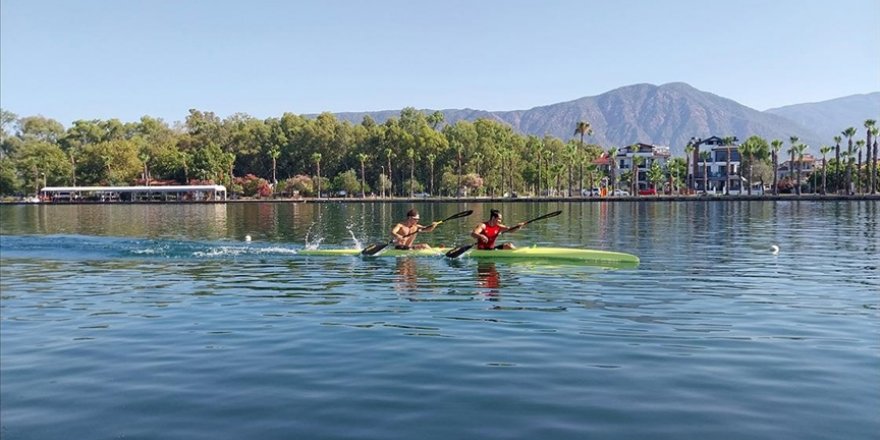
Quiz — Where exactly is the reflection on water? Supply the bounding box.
[395,258,420,292]
[477,261,501,297]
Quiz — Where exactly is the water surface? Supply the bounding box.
[1,201,878,439]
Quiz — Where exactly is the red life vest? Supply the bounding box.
[478,222,501,250]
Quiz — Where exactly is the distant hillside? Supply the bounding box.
[765,93,880,145]
[327,82,843,156]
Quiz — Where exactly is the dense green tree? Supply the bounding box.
[332,170,360,196]
[19,116,65,144]
[0,157,21,195]
[78,139,140,186]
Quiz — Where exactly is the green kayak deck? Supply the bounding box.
[298,246,639,265]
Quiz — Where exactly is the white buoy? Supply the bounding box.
[770,244,779,255]
[245,235,252,242]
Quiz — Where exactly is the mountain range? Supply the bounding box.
[328,83,879,156]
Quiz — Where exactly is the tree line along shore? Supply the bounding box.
[1,108,877,200]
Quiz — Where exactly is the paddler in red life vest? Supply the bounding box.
[471,209,525,250]
[391,209,439,250]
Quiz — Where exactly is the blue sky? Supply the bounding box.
[2,0,878,125]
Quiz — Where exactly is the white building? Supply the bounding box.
[39,185,228,202]
[616,143,671,193]
[690,136,744,193]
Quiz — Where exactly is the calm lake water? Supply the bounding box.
[1,201,878,440]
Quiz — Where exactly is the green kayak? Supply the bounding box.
[298,246,639,265]
[298,248,444,257]
[466,247,639,264]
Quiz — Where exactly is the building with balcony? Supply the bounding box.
[777,155,817,182]
[616,143,671,192]
[690,136,744,193]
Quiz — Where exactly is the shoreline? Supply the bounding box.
[3,194,879,205]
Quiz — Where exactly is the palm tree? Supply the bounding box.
[574,121,592,194]
[753,140,771,194]
[788,136,799,180]
[786,143,798,195]
[357,153,368,198]
[819,146,832,195]
[723,136,737,195]
[312,152,322,198]
[269,147,280,186]
[872,127,879,195]
[855,140,865,193]
[427,111,445,130]
[833,135,842,193]
[771,140,783,195]
[840,150,852,194]
[866,120,876,193]
[667,158,686,195]
[684,142,694,193]
[647,162,664,197]
[384,148,394,197]
[566,143,578,197]
[795,144,808,195]
[842,127,857,194]
[406,148,416,197]
[700,151,711,194]
[426,153,436,196]
[739,140,755,195]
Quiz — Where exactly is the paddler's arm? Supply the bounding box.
[471,224,489,244]
[419,221,440,233]
[502,222,526,233]
[391,223,406,243]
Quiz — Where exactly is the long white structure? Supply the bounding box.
[39,185,227,202]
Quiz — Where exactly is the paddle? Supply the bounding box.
[361,209,474,256]
[445,210,563,259]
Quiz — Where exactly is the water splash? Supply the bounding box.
[346,223,363,250]
[304,222,324,250]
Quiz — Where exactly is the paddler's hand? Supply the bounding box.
[509,222,525,232]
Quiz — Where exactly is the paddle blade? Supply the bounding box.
[442,209,474,222]
[445,243,475,259]
[360,242,389,256]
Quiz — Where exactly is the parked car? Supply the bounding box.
[611,189,630,196]
[581,188,601,196]
[638,187,657,196]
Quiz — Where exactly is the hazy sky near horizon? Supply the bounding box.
[2,0,878,126]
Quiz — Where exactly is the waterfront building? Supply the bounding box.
[39,185,228,202]
[691,136,743,194]
[615,143,671,193]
